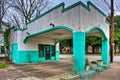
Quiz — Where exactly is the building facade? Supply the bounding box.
[10,1,110,72]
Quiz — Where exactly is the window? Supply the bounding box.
[1,46,5,53]
[38,45,44,57]
[51,45,56,56]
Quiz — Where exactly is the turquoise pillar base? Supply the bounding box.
[73,31,85,72]
[11,43,18,63]
[56,50,60,60]
[102,39,109,64]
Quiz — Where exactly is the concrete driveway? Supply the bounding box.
[0,55,120,80]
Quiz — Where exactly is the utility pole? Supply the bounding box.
[110,0,114,63]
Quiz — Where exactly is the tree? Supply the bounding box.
[0,0,6,28]
[4,28,11,59]
[86,36,102,53]
[6,0,48,28]
[108,15,120,53]
[114,16,120,53]
[60,39,73,54]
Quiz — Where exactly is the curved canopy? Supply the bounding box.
[85,26,107,40]
[23,26,73,44]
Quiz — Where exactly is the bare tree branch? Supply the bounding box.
[6,0,48,28]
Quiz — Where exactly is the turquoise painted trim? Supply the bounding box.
[73,31,86,72]
[13,28,27,31]
[18,51,45,64]
[11,26,16,29]
[56,50,60,60]
[27,2,64,24]
[38,44,58,61]
[11,26,27,31]
[105,20,110,25]
[102,39,109,64]
[85,26,107,40]
[23,26,73,43]
[12,50,46,64]
[11,42,18,63]
[27,1,106,25]
[11,42,59,64]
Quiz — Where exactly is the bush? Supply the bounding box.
[0,63,7,69]
[91,61,97,64]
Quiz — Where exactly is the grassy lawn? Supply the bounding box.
[114,53,120,56]
[0,63,7,69]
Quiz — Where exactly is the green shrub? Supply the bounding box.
[91,61,97,64]
[0,63,7,69]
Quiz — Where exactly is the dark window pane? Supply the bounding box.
[51,45,55,56]
[38,45,44,57]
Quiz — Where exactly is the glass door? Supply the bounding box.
[45,45,50,60]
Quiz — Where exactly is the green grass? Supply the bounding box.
[114,53,120,56]
[0,63,7,69]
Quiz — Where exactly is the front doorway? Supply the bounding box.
[45,45,51,60]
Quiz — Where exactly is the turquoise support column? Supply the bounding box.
[56,43,60,60]
[73,31,86,72]
[102,39,109,64]
[11,43,18,63]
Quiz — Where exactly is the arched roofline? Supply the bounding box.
[27,1,107,24]
[23,26,73,43]
[85,26,107,40]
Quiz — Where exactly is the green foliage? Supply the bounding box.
[60,39,73,47]
[114,53,120,56]
[91,61,97,64]
[114,16,120,46]
[0,63,7,69]
[86,36,102,54]
[4,28,11,54]
[86,36,102,46]
[107,15,120,52]
[114,16,120,31]
[114,31,120,44]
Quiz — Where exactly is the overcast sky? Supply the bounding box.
[48,0,120,15]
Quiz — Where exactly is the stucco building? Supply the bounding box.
[10,1,110,72]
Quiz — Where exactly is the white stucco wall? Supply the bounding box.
[10,30,17,44]
[80,5,109,39]
[15,1,109,50]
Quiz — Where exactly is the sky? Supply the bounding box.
[48,0,120,16]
